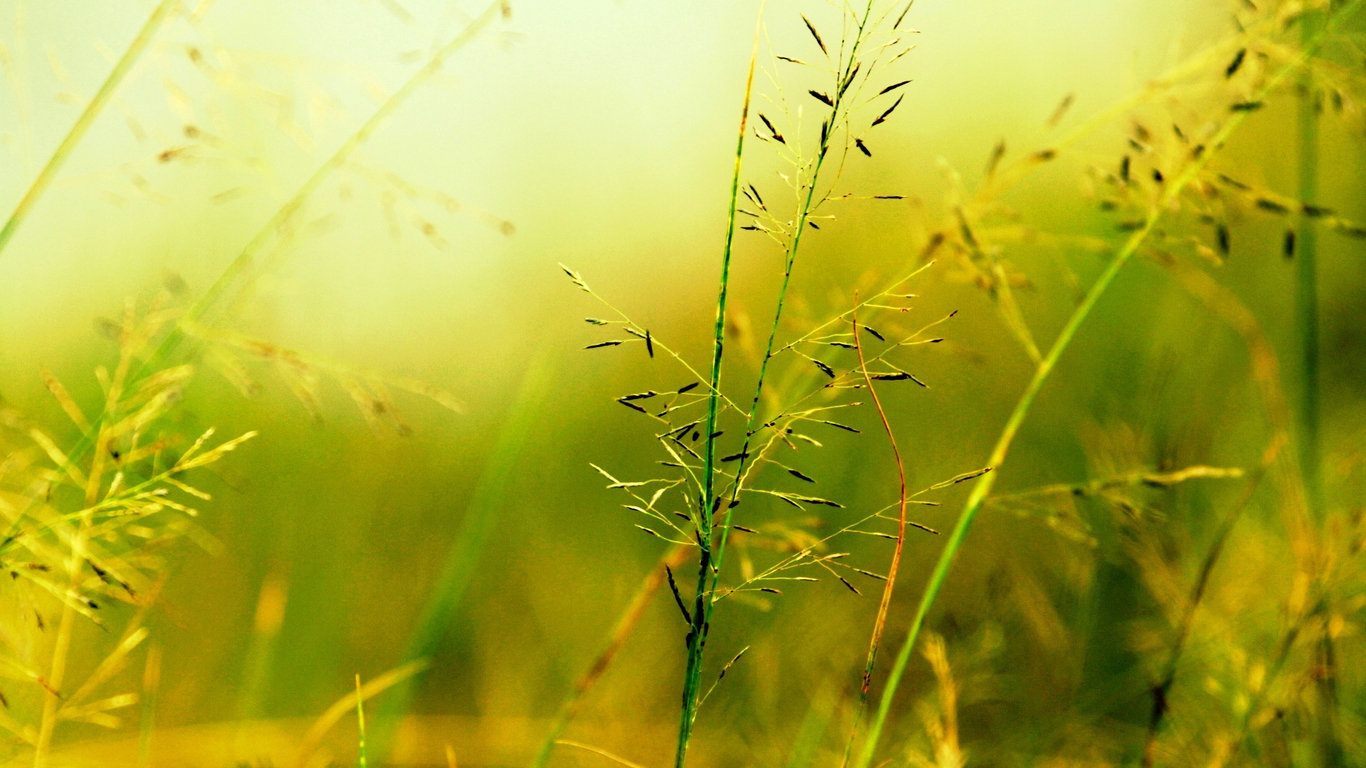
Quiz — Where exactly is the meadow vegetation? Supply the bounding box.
[1,0,1365,766]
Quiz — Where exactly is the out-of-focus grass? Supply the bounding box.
[1,0,1365,767]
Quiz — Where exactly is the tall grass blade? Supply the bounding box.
[674,5,765,766]
[356,675,368,768]
[372,352,558,761]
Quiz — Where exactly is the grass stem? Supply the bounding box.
[674,6,765,764]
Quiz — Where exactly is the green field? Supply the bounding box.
[1,1,1364,766]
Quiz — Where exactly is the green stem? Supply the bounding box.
[677,5,874,764]
[713,0,875,618]
[851,4,1362,763]
[0,0,178,261]
[674,7,764,766]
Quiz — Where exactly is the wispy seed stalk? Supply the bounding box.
[44,0,508,485]
[0,0,179,262]
[678,5,877,764]
[717,0,877,587]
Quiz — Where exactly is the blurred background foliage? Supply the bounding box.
[1,0,1364,766]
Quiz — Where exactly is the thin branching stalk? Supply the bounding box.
[675,1,900,757]
[532,545,690,768]
[720,0,879,531]
[851,5,1363,764]
[673,8,906,756]
[0,0,178,261]
[841,296,909,766]
[675,7,765,764]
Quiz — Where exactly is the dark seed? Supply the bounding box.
[1225,48,1247,78]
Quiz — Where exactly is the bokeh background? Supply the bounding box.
[1,0,1364,765]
